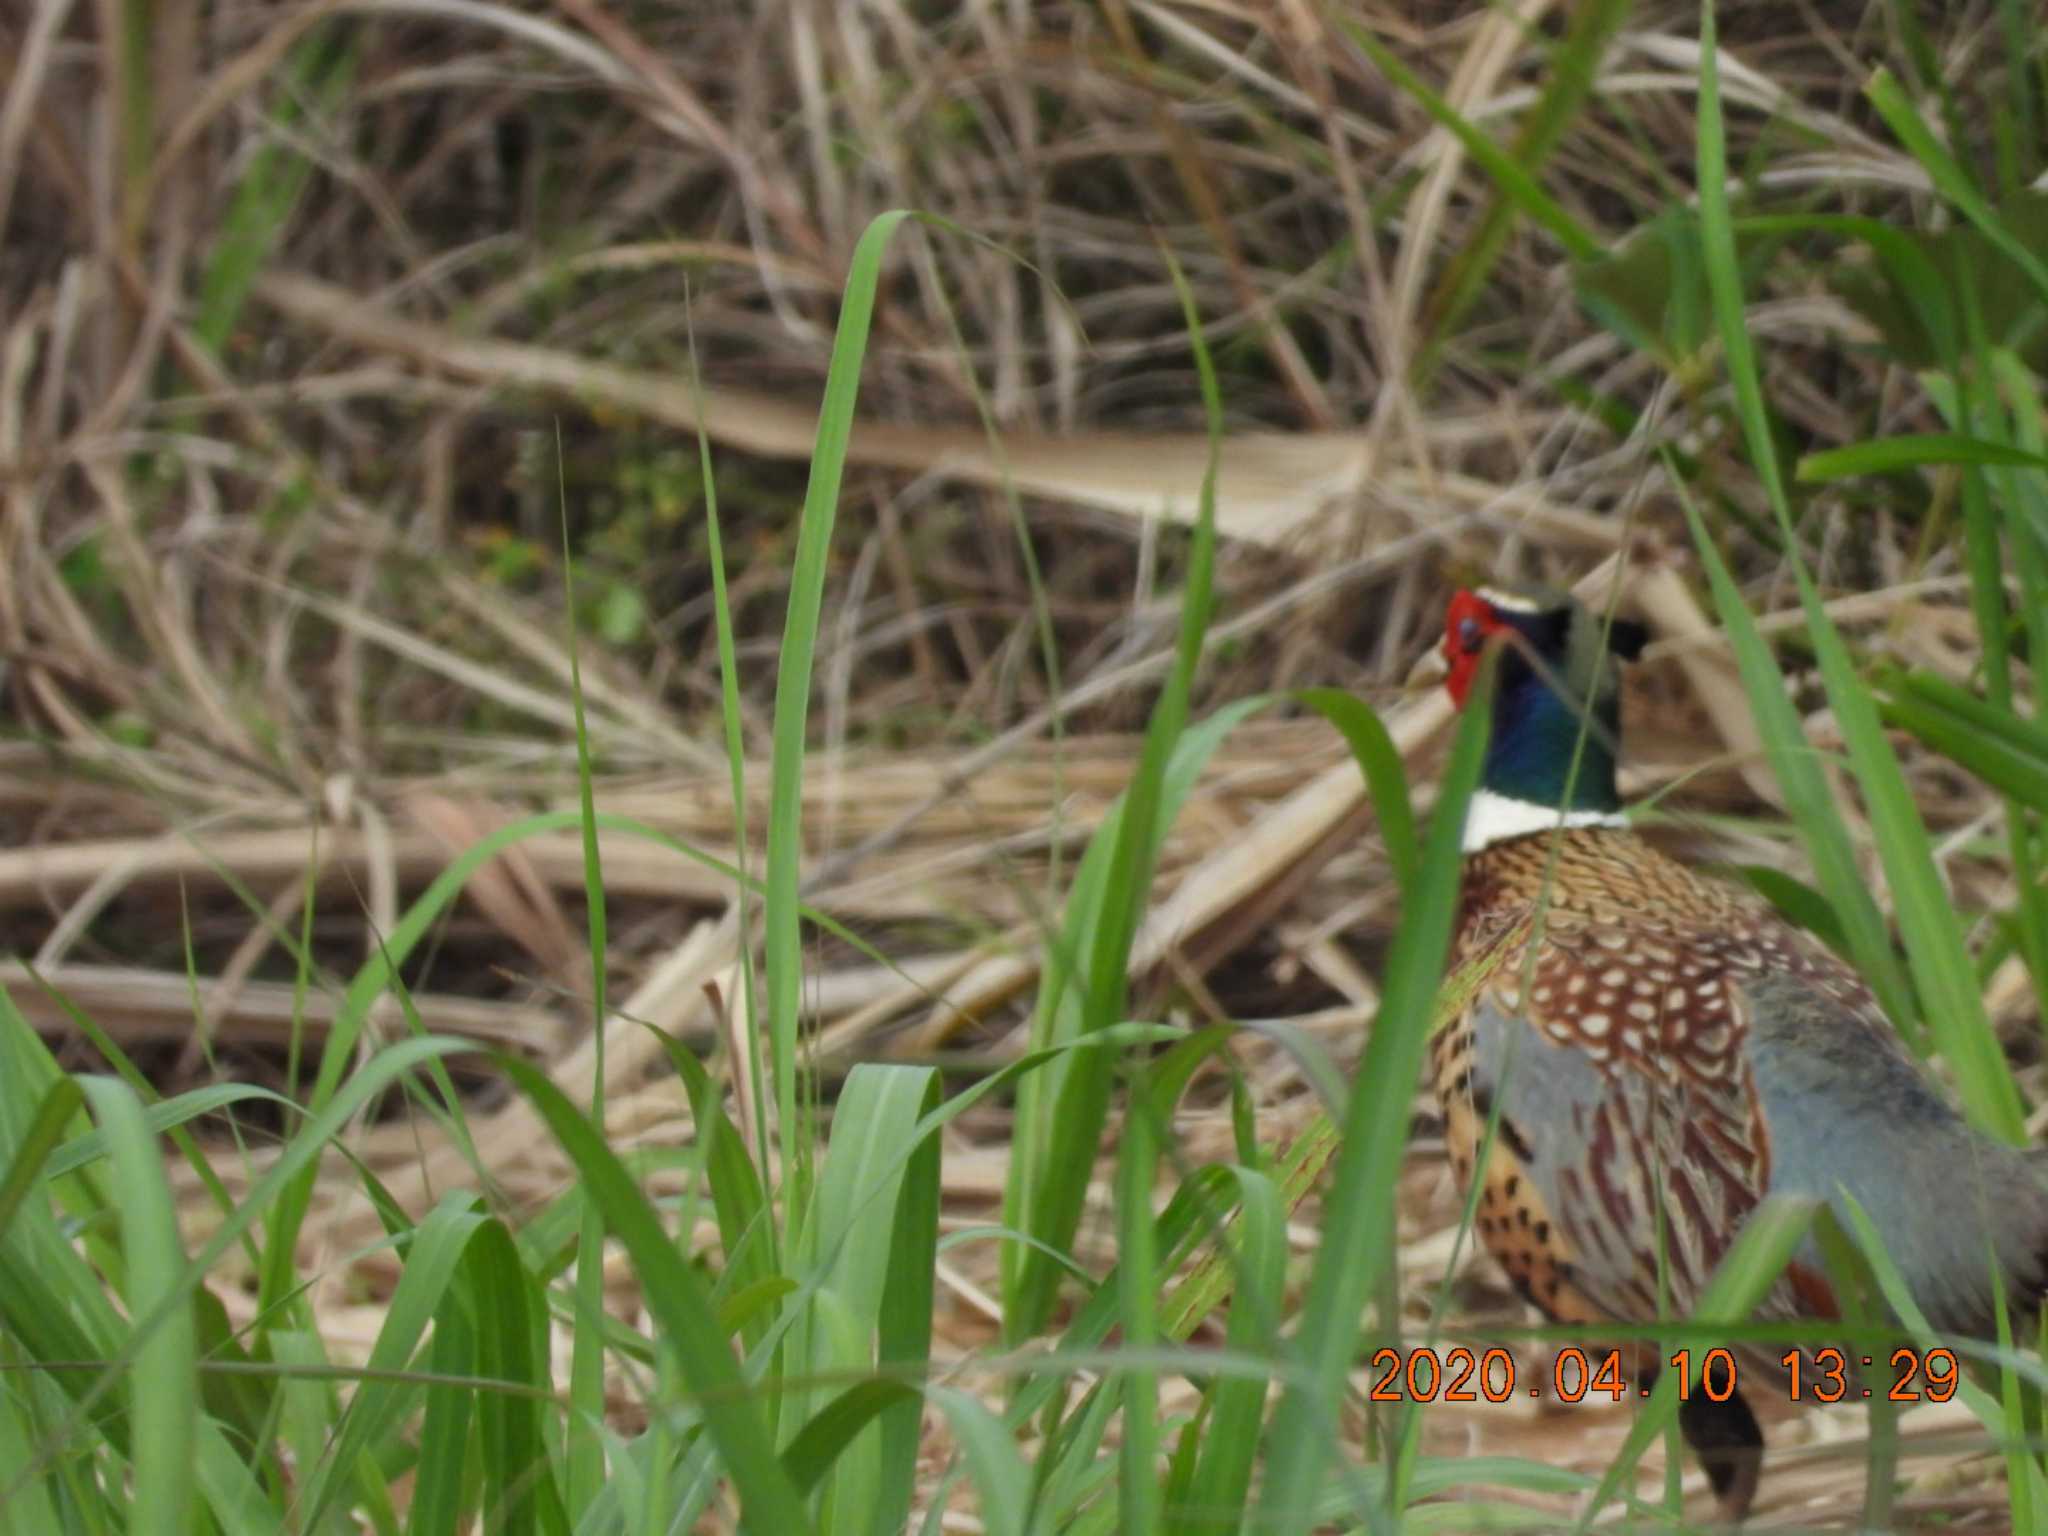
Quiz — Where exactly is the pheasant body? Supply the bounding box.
[1434,827,2048,1338]
[1431,585,2048,1517]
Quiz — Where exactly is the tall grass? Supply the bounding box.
[6,3,2048,1532]
[1683,5,2048,1526]
[0,205,1493,1531]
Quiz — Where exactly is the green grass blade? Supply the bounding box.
[1878,671,2048,811]
[193,29,357,354]
[1835,1192,2048,1513]
[1694,3,2024,1134]
[782,1382,923,1498]
[194,1416,284,1535]
[873,1070,943,1536]
[1116,1058,1162,1535]
[407,1295,477,1536]
[1419,0,1635,360]
[109,0,151,236]
[660,1032,779,1348]
[17,1034,477,1496]
[684,294,774,1209]
[1977,353,2048,1048]
[1570,1195,1821,1530]
[465,1216,568,1536]
[499,1054,812,1534]
[259,801,819,1325]
[1677,485,1918,1034]
[790,1062,940,1532]
[297,1193,493,1530]
[999,267,1239,1350]
[43,1083,287,1180]
[1866,68,2048,307]
[557,423,613,1523]
[1725,864,1851,958]
[930,1388,1033,1536]
[1797,432,2048,481]
[1331,14,1602,265]
[765,210,919,1215]
[1806,1208,1905,1525]
[77,1076,198,1536]
[0,1079,83,1248]
[1174,1166,1284,1535]
[1164,1406,1206,1536]
[1293,688,1418,898]
[1253,648,1494,1536]
[1000,709,1244,1333]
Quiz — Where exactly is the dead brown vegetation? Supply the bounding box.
[1,0,2038,1524]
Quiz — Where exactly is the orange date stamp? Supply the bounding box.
[1363,1345,1960,1404]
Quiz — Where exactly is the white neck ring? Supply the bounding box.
[1460,788,1625,853]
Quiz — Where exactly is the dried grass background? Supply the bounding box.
[1,0,2038,1526]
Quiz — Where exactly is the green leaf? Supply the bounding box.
[1174,1167,1285,1535]
[929,1389,1033,1536]
[1294,688,1418,898]
[1797,433,2048,483]
[1575,206,1739,368]
[1677,500,1917,1033]
[499,1055,813,1535]
[465,1217,569,1536]
[1572,1195,1822,1530]
[410,1283,478,1536]
[0,1078,83,1247]
[781,1382,923,1497]
[999,709,1261,1342]
[1692,1,2023,1136]
[654,1029,779,1347]
[1254,645,1494,1536]
[789,1063,940,1533]
[1878,669,2048,811]
[193,30,359,354]
[1332,16,1600,265]
[1865,72,2048,310]
[765,210,921,1204]
[78,1077,198,1536]
[297,1193,494,1531]
[1418,0,1634,363]
[873,1070,943,1536]
[45,1082,287,1179]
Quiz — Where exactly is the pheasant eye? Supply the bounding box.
[1458,617,1483,654]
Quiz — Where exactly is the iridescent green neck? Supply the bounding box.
[1481,664,1621,813]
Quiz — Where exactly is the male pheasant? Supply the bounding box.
[1428,583,2048,1517]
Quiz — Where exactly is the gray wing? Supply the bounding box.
[1467,991,1773,1324]
[1740,970,2048,1337]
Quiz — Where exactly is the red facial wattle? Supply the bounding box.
[1442,588,1500,708]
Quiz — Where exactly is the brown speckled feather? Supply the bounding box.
[1431,826,1875,1329]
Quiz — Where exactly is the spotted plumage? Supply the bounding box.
[1430,584,2048,1519]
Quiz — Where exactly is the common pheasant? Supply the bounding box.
[1428,583,2048,1517]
